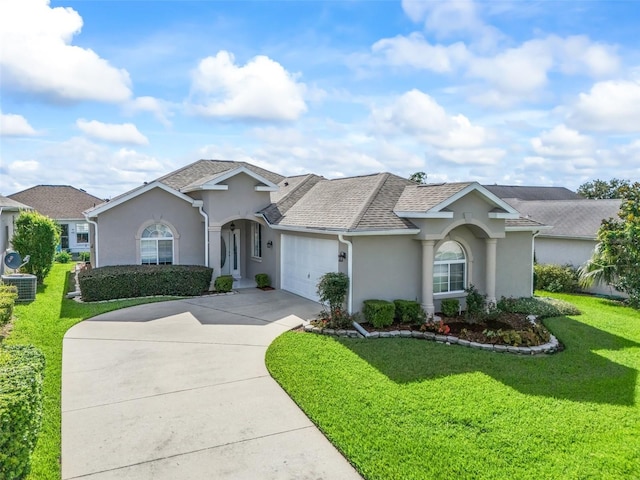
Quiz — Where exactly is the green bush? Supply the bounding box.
[534,264,579,293]
[54,251,72,263]
[497,296,581,318]
[0,285,18,328]
[0,345,45,480]
[317,272,349,322]
[464,284,486,319]
[362,300,395,328]
[440,298,460,317]
[79,265,213,301]
[11,211,60,283]
[79,251,91,262]
[214,275,234,293]
[393,299,425,324]
[255,273,271,288]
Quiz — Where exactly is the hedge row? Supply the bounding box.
[0,345,46,480]
[79,265,214,301]
[0,285,18,328]
[534,264,579,293]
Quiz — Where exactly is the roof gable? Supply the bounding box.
[394,182,520,219]
[180,165,279,192]
[0,195,32,211]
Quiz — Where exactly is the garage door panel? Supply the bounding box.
[281,235,339,302]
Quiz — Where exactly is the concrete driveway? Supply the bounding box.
[62,289,362,479]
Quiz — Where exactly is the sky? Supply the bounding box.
[1,0,640,200]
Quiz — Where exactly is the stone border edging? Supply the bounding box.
[302,320,561,355]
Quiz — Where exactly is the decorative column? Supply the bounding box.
[209,225,222,287]
[485,238,497,306]
[421,240,435,316]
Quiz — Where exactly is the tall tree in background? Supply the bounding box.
[409,172,428,184]
[579,182,640,307]
[577,178,631,199]
[11,211,60,283]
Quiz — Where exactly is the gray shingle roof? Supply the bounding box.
[263,173,417,232]
[507,199,621,238]
[484,185,580,201]
[505,217,548,229]
[0,195,31,211]
[8,186,103,219]
[158,159,284,191]
[394,182,473,212]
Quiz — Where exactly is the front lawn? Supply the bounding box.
[266,293,640,480]
[4,263,180,480]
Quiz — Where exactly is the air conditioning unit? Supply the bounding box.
[1,274,37,302]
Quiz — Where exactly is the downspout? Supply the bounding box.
[192,201,209,267]
[86,217,99,267]
[338,234,353,314]
[531,230,541,296]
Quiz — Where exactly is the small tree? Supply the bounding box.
[11,211,60,283]
[577,178,630,199]
[409,171,428,184]
[316,272,349,324]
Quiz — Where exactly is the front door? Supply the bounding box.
[60,224,69,250]
[220,228,241,278]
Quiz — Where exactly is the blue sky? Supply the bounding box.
[1,0,640,199]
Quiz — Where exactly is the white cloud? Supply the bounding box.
[566,80,640,132]
[371,33,469,73]
[531,124,595,157]
[125,96,173,127]
[188,51,307,121]
[0,113,37,136]
[372,89,490,149]
[76,119,149,145]
[0,0,132,102]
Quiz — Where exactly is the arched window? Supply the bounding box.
[434,241,466,293]
[141,224,173,265]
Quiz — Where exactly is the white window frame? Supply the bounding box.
[76,223,89,244]
[434,241,466,295]
[251,221,262,259]
[140,223,174,265]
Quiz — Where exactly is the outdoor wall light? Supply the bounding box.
[338,251,347,262]
[230,222,236,232]
[267,240,273,248]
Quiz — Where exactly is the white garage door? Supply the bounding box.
[281,234,339,302]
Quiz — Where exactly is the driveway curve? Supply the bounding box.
[62,289,361,479]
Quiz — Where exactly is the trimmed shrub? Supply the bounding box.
[497,296,581,318]
[79,265,213,301]
[317,272,350,325]
[255,273,271,288]
[362,300,395,328]
[54,251,72,263]
[0,344,45,480]
[214,275,234,293]
[11,211,60,283]
[440,298,460,317]
[393,299,425,324]
[79,251,91,262]
[534,264,579,293]
[0,285,18,328]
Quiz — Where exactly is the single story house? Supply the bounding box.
[0,195,33,274]
[503,197,623,296]
[84,160,546,315]
[9,185,104,256]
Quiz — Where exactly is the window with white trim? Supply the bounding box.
[434,241,466,294]
[141,224,173,265]
[251,221,262,258]
[76,223,89,244]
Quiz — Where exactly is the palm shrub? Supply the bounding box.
[10,211,60,283]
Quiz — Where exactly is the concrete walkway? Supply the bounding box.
[62,290,362,479]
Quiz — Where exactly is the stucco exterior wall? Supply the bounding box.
[350,235,421,312]
[535,237,596,267]
[96,187,204,266]
[496,231,534,298]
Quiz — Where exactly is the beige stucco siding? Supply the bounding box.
[496,231,534,298]
[350,235,421,312]
[97,188,204,266]
[534,237,596,267]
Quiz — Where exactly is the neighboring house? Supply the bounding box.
[8,185,103,255]
[495,193,623,296]
[0,195,33,273]
[85,160,545,315]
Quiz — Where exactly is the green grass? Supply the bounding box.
[4,263,180,480]
[266,293,640,480]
